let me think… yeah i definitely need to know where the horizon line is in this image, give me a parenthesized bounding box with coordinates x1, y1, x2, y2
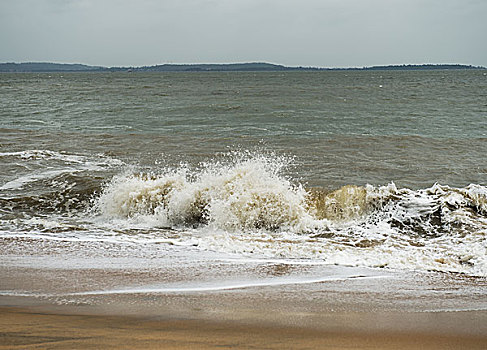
(1, 61, 486, 70)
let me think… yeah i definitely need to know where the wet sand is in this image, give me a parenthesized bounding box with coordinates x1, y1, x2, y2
(1, 237, 487, 349)
(1, 306, 486, 350)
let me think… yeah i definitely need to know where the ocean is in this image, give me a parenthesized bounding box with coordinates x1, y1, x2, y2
(1, 69, 486, 287)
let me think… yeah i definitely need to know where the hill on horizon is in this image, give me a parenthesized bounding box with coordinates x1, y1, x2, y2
(0, 62, 484, 72)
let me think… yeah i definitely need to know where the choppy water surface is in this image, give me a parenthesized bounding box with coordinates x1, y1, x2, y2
(1, 70, 486, 277)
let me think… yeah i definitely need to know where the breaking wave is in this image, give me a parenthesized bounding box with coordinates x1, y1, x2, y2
(95, 154, 313, 231)
(92, 154, 487, 276)
(95, 155, 486, 232)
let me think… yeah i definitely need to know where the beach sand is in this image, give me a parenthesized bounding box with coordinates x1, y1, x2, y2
(1, 305, 486, 349)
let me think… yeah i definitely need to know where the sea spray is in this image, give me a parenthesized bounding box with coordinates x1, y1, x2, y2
(95, 154, 317, 231)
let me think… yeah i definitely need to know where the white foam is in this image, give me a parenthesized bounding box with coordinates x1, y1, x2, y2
(0, 149, 123, 166)
(95, 154, 319, 232)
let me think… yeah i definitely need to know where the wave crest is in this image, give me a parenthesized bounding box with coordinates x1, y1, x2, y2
(94, 156, 487, 240)
(95, 156, 313, 231)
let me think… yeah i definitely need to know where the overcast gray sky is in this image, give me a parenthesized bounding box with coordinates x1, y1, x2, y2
(1, 0, 486, 67)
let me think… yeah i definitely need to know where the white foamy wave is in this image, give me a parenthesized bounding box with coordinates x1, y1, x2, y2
(0, 150, 84, 163)
(92, 155, 487, 276)
(0, 149, 123, 166)
(95, 155, 318, 232)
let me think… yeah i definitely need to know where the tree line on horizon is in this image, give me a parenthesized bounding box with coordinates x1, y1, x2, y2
(0, 62, 484, 72)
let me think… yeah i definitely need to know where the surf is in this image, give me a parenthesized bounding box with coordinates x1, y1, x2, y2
(1, 150, 486, 276)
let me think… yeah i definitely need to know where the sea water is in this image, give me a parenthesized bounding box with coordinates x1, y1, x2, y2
(1, 70, 486, 280)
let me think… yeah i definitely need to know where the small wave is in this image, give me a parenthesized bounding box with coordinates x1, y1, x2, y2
(0, 169, 74, 191)
(0, 172, 103, 213)
(0, 150, 124, 214)
(1, 150, 123, 192)
(0, 150, 84, 162)
(0, 149, 123, 166)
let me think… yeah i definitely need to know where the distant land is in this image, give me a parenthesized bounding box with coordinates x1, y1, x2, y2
(0, 62, 485, 73)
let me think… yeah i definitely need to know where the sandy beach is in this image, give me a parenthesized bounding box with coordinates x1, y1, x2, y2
(1, 305, 486, 349)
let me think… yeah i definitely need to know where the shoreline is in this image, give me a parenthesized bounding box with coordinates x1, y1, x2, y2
(2, 237, 487, 348)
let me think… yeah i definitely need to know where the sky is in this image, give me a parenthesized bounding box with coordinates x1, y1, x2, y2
(1, 0, 486, 68)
